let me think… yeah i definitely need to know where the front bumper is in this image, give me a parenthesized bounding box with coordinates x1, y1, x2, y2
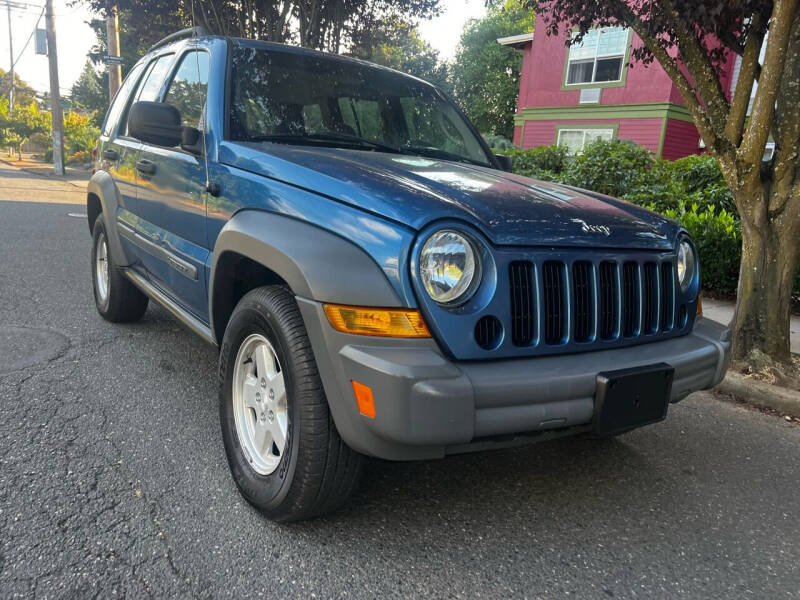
(298, 298, 731, 460)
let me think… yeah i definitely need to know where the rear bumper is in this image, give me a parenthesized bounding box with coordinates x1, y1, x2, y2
(298, 298, 731, 460)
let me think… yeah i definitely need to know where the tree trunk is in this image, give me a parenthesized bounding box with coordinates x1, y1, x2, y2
(731, 184, 799, 364)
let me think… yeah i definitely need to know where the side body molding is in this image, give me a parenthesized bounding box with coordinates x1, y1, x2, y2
(87, 170, 131, 266)
(209, 210, 405, 340)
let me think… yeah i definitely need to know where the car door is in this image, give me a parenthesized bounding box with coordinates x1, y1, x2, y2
(132, 49, 211, 321)
(98, 61, 147, 229)
(111, 53, 176, 267)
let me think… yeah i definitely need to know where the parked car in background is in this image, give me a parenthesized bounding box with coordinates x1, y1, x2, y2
(88, 29, 731, 522)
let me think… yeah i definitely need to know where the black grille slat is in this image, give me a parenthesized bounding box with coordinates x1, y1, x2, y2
(660, 262, 674, 331)
(542, 261, 564, 345)
(572, 261, 592, 342)
(509, 261, 534, 346)
(642, 262, 658, 334)
(622, 262, 638, 337)
(598, 261, 616, 340)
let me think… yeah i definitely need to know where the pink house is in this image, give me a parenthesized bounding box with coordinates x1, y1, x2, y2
(500, 16, 737, 159)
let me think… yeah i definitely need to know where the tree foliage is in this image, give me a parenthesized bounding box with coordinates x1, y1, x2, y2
(80, 0, 440, 54)
(0, 69, 38, 107)
(524, 0, 800, 365)
(70, 61, 108, 126)
(349, 17, 450, 91)
(451, 0, 535, 139)
(0, 99, 51, 160)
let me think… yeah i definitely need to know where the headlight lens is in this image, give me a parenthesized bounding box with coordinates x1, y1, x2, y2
(420, 230, 479, 305)
(677, 240, 696, 293)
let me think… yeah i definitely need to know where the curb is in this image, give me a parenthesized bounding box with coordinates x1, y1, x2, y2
(715, 371, 800, 416)
(0, 157, 89, 189)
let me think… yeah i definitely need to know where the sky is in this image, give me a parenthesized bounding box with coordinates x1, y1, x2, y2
(417, 0, 487, 60)
(0, 0, 98, 95)
(0, 0, 486, 95)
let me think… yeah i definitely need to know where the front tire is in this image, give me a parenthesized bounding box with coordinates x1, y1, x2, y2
(218, 286, 363, 522)
(91, 216, 148, 322)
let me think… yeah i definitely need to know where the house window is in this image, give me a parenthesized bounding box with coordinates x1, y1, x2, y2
(557, 128, 614, 153)
(565, 27, 628, 85)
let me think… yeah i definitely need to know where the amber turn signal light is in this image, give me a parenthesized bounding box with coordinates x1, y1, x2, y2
(323, 304, 431, 338)
(696, 295, 703, 315)
(351, 381, 376, 418)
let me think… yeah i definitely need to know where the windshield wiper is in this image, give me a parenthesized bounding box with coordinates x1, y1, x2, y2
(402, 145, 491, 168)
(248, 132, 402, 154)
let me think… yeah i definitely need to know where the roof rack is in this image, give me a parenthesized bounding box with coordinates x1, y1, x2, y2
(149, 27, 208, 52)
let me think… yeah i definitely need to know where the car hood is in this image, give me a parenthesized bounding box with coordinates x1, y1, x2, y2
(219, 142, 679, 250)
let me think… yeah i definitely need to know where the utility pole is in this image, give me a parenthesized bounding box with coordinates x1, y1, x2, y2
(6, 2, 13, 109)
(44, 0, 63, 175)
(105, 1, 121, 98)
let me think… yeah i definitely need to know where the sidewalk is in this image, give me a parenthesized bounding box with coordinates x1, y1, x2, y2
(0, 155, 90, 189)
(703, 297, 800, 354)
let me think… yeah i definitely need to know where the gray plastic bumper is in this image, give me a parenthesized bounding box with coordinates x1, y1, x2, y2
(298, 297, 731, 461)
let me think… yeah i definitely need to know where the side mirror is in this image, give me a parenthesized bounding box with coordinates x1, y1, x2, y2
(128, 101, 182, 147)
(494, 153, 513, 172)
(180, 126, 204, 155)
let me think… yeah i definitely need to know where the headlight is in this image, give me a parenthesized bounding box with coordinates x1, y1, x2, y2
(677, 239, 696, 293)
(420, 230, 480, 305)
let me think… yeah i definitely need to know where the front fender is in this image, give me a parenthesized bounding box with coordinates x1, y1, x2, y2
(87, 170, 130, 266)
(209, 210, 404, 340)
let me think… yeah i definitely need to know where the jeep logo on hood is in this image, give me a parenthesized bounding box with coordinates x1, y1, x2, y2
(571, 218, 611, 236)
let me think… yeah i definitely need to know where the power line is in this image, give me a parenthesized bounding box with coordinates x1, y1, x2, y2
(9, 5, 44, 70)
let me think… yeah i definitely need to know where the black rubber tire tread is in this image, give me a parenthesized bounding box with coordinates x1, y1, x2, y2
(219, 285, 363, 522)
(91, 216, 149, 323)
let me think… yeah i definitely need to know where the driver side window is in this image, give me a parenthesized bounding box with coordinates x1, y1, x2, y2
(164, 51, 210, 131)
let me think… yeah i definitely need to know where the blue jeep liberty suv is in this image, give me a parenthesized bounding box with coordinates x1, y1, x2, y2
(88, 29, 731, 522)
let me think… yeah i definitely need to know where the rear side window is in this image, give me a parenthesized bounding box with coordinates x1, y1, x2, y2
(164, 51, 210, 130)
(102, 62, 145, 137)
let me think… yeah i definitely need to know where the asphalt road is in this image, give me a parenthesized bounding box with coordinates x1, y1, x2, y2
(1, 163, 799, 599)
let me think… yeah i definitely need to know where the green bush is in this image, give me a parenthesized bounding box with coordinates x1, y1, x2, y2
(659, 154, 736, 214)
(63, 112, 99, 155)
(665, 203, 741, 296)
(501, 145, 570, 180)
(562, 139, 654, 198)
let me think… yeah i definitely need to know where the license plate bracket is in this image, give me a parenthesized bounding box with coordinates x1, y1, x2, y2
(594, 363, 674, 437)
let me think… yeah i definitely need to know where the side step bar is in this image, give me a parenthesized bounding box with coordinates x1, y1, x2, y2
(122, 268, 217, 347)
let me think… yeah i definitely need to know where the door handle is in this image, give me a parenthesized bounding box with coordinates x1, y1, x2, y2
(102, 149, 119, 161)
(135, 159, 156, 175)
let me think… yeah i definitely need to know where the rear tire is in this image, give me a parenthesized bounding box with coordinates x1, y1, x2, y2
(218, 285, 363, 522)
(91, 216, 148, 323)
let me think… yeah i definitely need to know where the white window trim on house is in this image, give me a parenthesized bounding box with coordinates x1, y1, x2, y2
(565, 27, 629, 86)
(556, 128, 615, 153)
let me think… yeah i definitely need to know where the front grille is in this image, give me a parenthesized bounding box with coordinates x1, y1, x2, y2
(622, 261, 638, 337)
(642, 262, 658, 334)
(508, 257, 676, 349)
(509, 261, 534, 345)
(660, 262, 674, 331)
(598, 261, 616, 340)
(572, 261, 592, 342)
(542, 261, 565, 344)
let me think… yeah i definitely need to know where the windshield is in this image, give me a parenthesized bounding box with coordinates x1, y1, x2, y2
(228, 45, 492, 167)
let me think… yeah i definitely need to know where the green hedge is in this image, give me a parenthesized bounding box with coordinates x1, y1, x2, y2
(665, 204, 741, 296)
(498, 139, 798, 299)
